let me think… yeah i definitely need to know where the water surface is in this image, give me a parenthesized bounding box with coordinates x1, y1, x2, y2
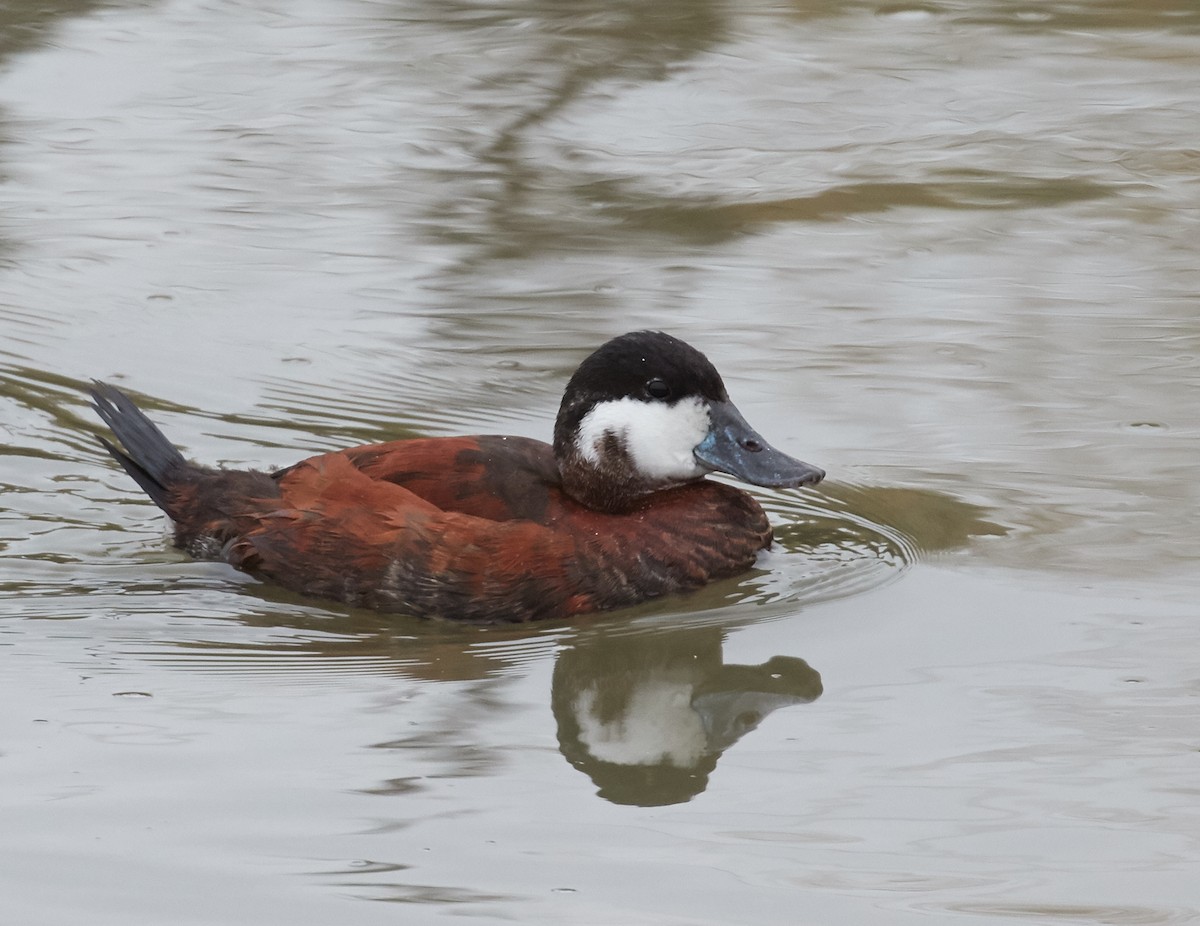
(2, 1, 1198, 923)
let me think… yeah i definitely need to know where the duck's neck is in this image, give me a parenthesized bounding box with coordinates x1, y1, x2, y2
(556, 445, 669, 513)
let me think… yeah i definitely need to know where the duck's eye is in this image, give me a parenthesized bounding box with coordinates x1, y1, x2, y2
(645, 378, 671, 400)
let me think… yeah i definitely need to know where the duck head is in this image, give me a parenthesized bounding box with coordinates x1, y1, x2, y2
(553, 330, 825, 512)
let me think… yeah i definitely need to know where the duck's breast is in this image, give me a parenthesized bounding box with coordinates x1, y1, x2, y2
(557, 481, 772, 612)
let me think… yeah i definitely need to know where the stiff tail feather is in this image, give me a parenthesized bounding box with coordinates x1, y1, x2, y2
(90, 382, 188, 515)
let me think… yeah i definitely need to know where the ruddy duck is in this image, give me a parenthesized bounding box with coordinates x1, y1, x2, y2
(91, 330, 824, 622)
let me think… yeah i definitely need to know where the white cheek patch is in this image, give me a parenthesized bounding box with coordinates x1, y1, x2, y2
(576, 396, 711, 482)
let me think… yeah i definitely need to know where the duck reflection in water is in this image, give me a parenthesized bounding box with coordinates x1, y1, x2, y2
(552, 626, 822, 806)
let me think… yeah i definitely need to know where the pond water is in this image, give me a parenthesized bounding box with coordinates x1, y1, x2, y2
(2, 0, 1199, 923)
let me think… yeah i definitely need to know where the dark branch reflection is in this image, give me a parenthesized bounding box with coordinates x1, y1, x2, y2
(552, 626, 821, 806)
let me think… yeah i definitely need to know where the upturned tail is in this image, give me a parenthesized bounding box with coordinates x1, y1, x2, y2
(90, 382, 189, 516)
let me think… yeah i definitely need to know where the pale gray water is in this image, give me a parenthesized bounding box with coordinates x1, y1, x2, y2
(2, 1, 1199, 924)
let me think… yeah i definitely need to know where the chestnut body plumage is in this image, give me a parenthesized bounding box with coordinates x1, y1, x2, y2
(91, 331, 824, 622)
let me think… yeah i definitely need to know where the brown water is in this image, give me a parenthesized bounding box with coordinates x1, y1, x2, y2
(2, 1, 1199, 923)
